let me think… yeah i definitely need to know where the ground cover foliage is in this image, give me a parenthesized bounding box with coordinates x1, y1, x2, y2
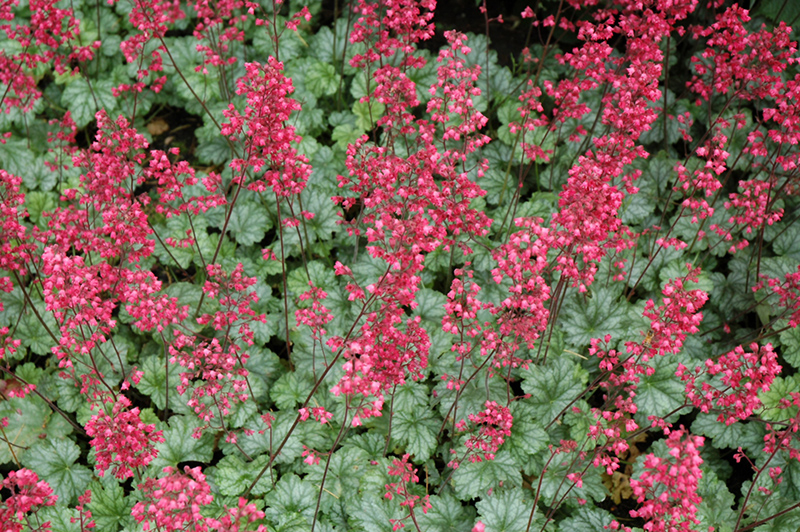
(1, 0, 800, 530)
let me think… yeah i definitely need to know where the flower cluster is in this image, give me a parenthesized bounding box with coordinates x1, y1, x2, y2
(450, 400, 513, 466)
(0, 469, 57, 532)
(223, 58, 310, 198)
(108, 0, 184, 94)
(331, 29, 493, 423)
(0, 0, 93, 111)
(490, 217, 553, 359)
(0, 170, 33, 275)
(349, 0, 436, 68)
(132, 466, 266, 532)
(385, 453, 432, 530)
(85, 395, 165, 479)
(678, 343, 781, 425)
(761, 265, 800, 328)
(132, 466, 215, 532)
(629, 429, 704, 532)
(295, 283, 334, 341)
(628, 265, 709, 362)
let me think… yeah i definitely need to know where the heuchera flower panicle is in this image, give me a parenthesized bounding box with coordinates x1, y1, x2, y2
(85, 395, 165, 479)
(629, 428, 704, 532)
(0, 468, 57, 532)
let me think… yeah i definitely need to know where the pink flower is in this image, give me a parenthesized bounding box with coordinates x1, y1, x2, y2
(223, 59, 310, 198)
(385, 454, 432, 530)
(85, 395, 164, 479)
(0, 469, 57, 532)
(678, 343, 781, 425)
(449, 401, 513, 467)
(131, 466, 214, 532)
(630, 428, 704, 532)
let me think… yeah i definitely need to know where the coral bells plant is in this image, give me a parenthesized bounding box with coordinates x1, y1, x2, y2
(2, 0, 800, 531)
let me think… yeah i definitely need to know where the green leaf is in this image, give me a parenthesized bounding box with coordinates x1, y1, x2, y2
(24, 191, 57, 226)
(392, 408, 438, 461)
(505, 404, 548, 475)
(62, 77, 116, 128)
(352, 100, 384, 131)
(264, 474, 316, 523)
(212, 453, 273, 497)
(308, 25, 337, 64)
(701, 445, 733, 481)
(0, 139, 35, 183)
(497, 99, 522, 126)
(760, 374, 800, 422)
(696, 469, 736, 532)
(21, 438, 92, 506)
(659, 261, 714, 294)
(559, 506, 615, 532)
(309, 20, 365, 74)
(476, 488, 537, 532)
(332, 122, 364, 150)
(227, 409, 303, 465)
(239, 347, 283, 402)
(450, 451, 522, 500)
(304, 446, 368, 514)
(195, 133, 231, 165)
(416, 493, 474, 532)
(286, 259, 337, 296)
(162, 37, 221, 113)
(773, 222, 800, 261)
(779, 325, 800, 370)
(412, 289, 447, 326)
(305, 59, 339, 97)
(134, 355, 185, 411)
(480, 143, 519, 205)
(16, 302, 58, 355)
(349, 494, 408, 532)
(757, 0, 800, 24)
(270, 372, 313, 410)
(735, 452, 800, 532)
(14, 362, 44, 385)
(621, 165, 659, 225)
(350, 71, 373, 100)
(164, 281, 217, 322)
(53, 374, 85, 413)
(626, 244, 685, 293)
(253, 17, 306, 61)
(521, 356, 587, 426)
(301, 186, 339, 245)
(691, 413, 744, 450)
(0, 283, 25, 328)
(539, 461, 607, 504)
(229, 200, 271, 246)
(435, 376, 508, 426)
(149, 415, 214, 471)
(709, 257, 756, 321)
(37, 506, 81, 532)
(560, 287, 628, 347)
(635, 355, 685, 422)
(88, 478, 134, 532)
(638, 91, 682, 146)
(0, 395, 52, 465)
(18, 155, 56, 192)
